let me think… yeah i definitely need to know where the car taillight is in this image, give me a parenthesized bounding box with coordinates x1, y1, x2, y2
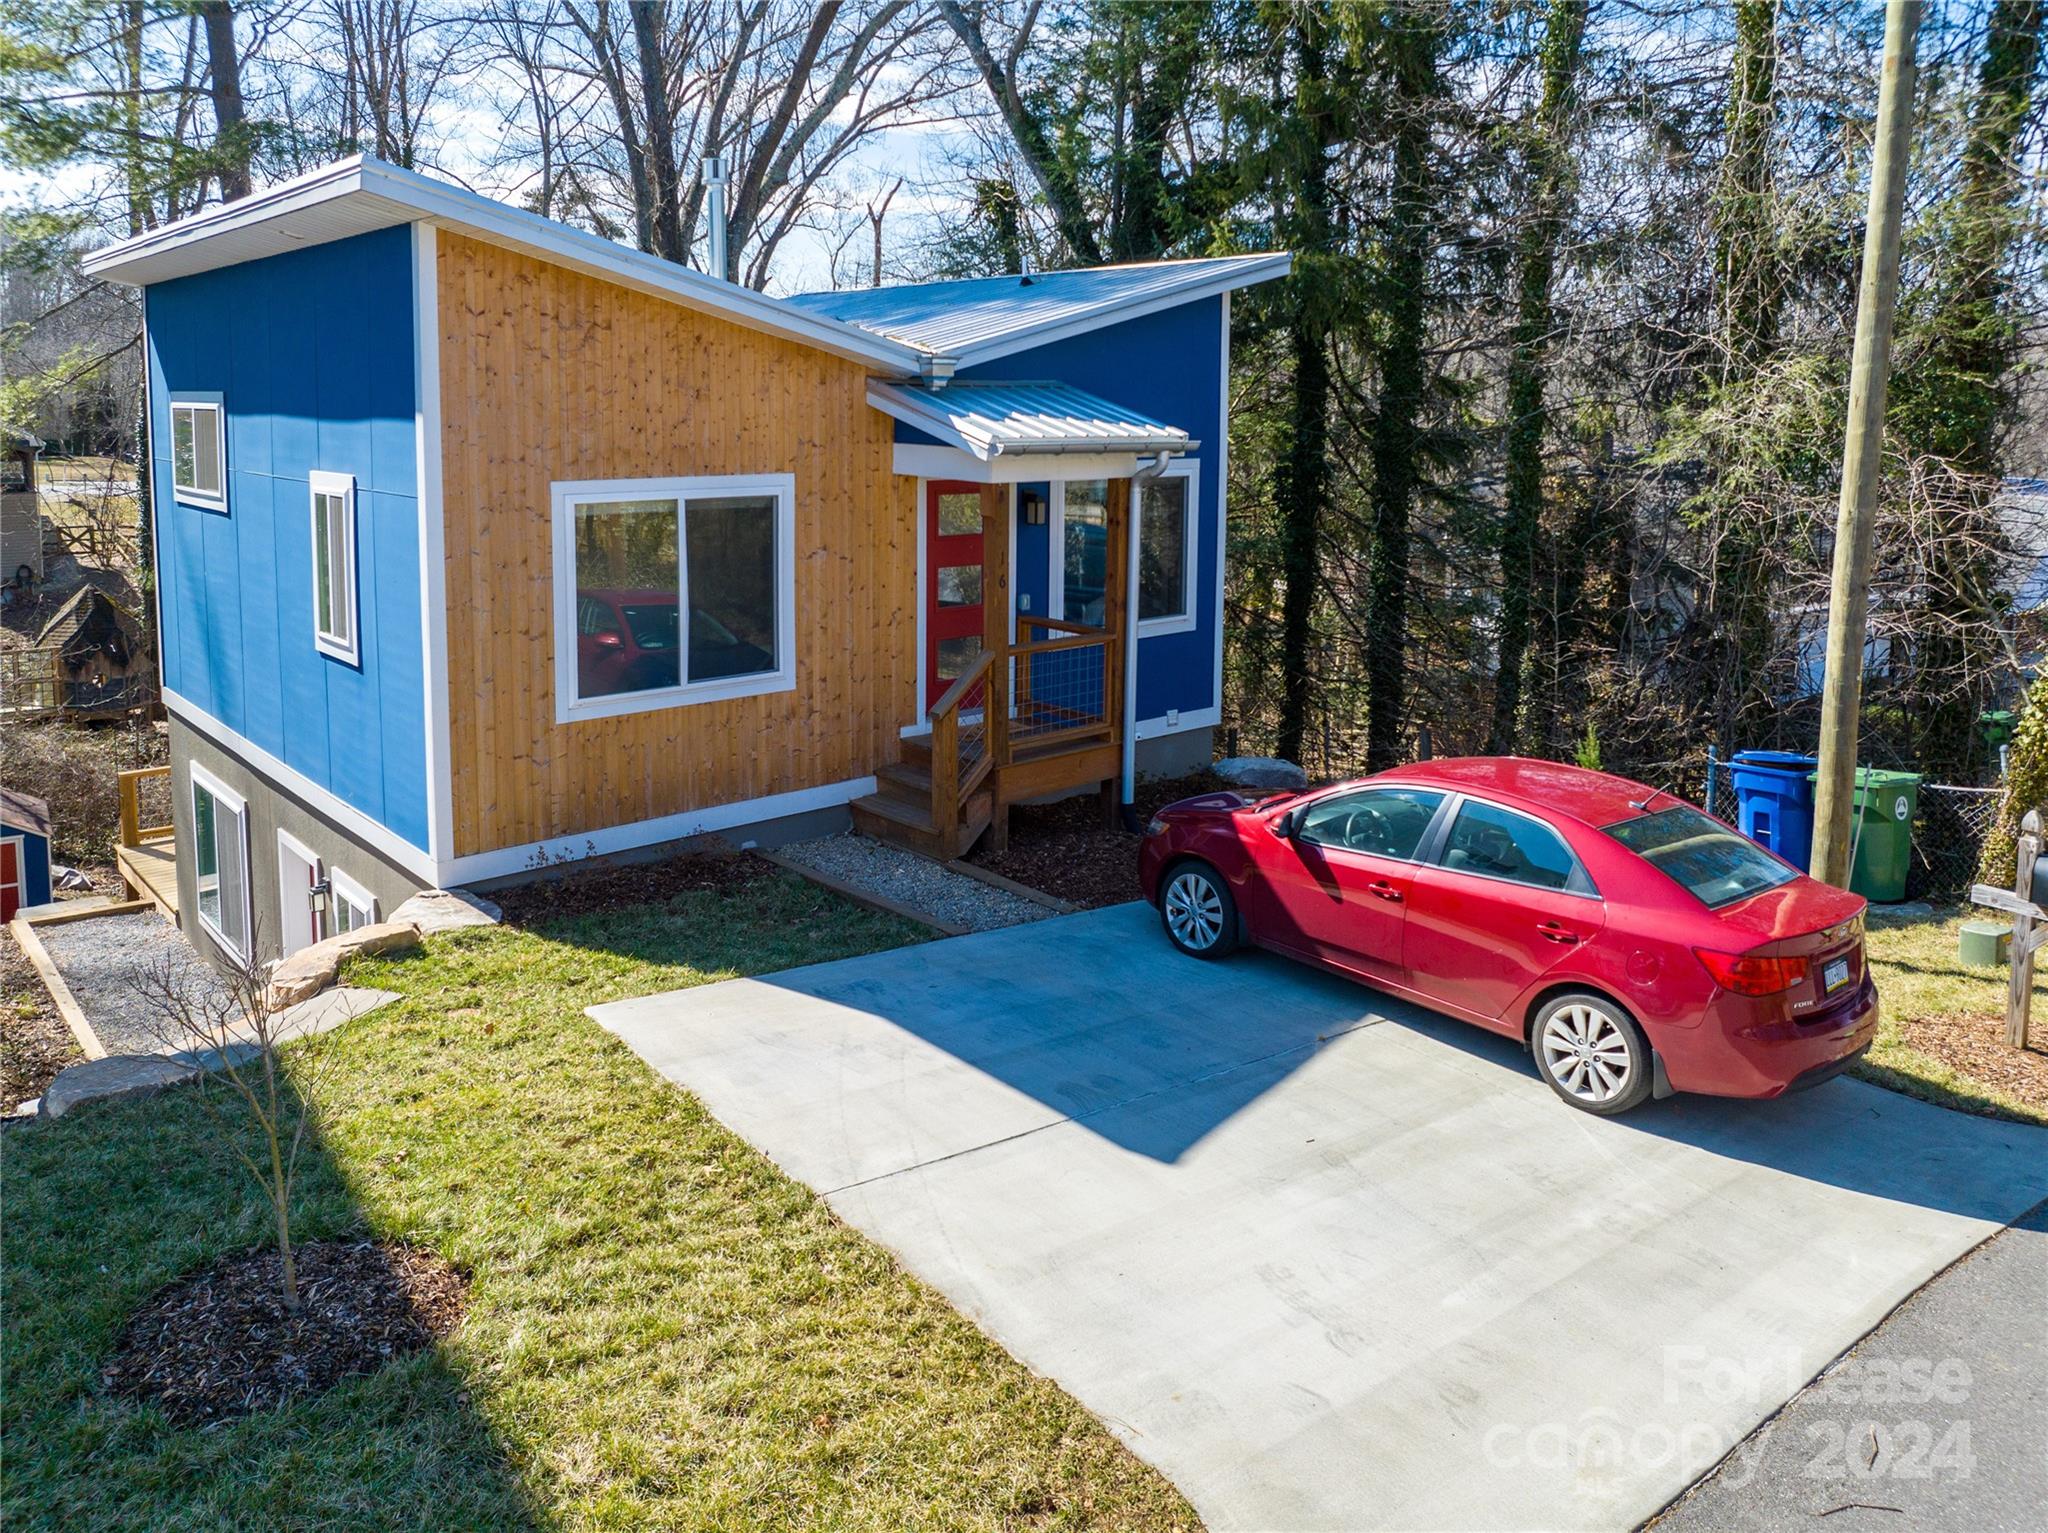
(1694, 948, 1810, 997)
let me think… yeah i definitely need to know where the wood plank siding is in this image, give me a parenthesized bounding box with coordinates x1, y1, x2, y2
(436, 232, 915, 856)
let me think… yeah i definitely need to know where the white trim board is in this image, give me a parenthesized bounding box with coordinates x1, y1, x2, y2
(165, 689, 439, 885)
(892, 443, 1144, 485)
(444, 775, 878, 885)
(413, 222, 455, 870)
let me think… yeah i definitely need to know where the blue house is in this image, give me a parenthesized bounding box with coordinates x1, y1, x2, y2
(84, 157, 1288, 962)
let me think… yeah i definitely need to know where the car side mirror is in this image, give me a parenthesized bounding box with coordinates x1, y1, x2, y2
(1272, 808, 1299, 839)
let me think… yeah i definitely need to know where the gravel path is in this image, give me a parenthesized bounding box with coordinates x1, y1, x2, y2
(775, 835, 1055, 933)
(37, 913, 233, 1057)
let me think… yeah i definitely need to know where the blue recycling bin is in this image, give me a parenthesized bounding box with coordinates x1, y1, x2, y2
(1728, 750, 1819, 871)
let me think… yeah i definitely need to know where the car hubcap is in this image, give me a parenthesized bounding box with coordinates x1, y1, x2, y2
(1540, 1003, 1633, 1103)
(1164, 871, 1224, 951)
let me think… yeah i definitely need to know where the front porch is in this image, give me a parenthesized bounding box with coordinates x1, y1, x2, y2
(853, 478, 1137, 859)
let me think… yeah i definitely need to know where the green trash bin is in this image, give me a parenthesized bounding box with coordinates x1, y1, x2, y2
(1807, 767, 1920, 902)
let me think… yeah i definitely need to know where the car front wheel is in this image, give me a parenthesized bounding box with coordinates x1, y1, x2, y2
(1531, 992, 1653, 1115)
(1160, 861, 1238, 959)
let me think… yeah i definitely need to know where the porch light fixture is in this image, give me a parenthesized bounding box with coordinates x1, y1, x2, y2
(1020, 488, 1047, 525)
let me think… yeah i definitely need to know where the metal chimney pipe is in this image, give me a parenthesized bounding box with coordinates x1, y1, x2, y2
(703, 155, 728, 280)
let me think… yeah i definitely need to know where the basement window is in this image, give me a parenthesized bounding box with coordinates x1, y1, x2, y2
(329, 869, 377, 933)
(191, 764, 250, 960)
(170, 395, 226, 510)
(552, 474, 796, 723)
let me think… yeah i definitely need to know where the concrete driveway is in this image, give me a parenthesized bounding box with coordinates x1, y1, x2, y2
(592, 904, 2048, 1532)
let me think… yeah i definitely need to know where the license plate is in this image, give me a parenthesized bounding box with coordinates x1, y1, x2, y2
(1823, 956, 1851, 994)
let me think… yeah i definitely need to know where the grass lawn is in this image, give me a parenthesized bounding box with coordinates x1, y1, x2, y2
(2, 871, 1197, 1531)
(1858, 911, 2048, 1126)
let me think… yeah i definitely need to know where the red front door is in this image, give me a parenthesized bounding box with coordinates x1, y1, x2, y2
(926, 481, 990, 704)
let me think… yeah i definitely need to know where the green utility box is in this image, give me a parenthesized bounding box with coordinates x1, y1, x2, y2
(1958, 919, 2011, 968)
(1810, 767, 1921, 902)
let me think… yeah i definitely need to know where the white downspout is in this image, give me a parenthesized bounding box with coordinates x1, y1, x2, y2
(1123, 452, 1177, 806)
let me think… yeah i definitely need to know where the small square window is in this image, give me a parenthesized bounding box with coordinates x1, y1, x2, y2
(170, 398, 226, 509)
(329, 870, 377, 933)
(309, 471, 359, 664)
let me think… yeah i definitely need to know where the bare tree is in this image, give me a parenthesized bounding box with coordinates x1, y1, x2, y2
(131, 933, 358, 1313)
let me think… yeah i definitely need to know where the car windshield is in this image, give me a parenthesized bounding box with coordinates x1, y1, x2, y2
(1603, 805, 1796, 909)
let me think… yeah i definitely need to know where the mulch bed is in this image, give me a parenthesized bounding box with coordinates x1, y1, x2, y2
(1903, 1009, 2048, 1117)
(1, 930, 81, 1114)
(490, 844, 777, 926)
(964, 770, 1259, 910)
(103, 1238, 467, 1426)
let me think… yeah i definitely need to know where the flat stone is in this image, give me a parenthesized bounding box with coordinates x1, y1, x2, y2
(265, 921, 419, 1008)
(260, 986, 400, 1044)
(40, 1054, 197, 1120)
(392, 888, 501, 935)
(1211, 755, 1308, 790)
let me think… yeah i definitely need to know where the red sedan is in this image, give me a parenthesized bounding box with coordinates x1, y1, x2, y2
(1137, 757, 1878, 1115)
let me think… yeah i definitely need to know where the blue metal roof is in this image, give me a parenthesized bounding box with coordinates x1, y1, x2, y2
(867, 380, 1194, 461)
(788, 252, 1290, 363)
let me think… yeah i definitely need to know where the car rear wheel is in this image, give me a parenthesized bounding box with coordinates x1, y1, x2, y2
(1160, 862, 1237, 959)
(1532, 992, 1652, 1115)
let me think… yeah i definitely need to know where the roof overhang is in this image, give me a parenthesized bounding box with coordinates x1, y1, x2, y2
(82, 157, 928, 374)
(868, 379, 1195, 467)
(947, 252, 1291, 367)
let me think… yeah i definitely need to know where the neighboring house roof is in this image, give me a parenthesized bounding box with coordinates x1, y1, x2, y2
(788, 253, 1292, 366)
(82, 157, 1291, 378)
(867, 380, 1196, 461)
(0, 787, 51, 839)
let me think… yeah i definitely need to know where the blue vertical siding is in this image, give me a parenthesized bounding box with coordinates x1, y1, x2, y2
(950, 297, 1225, 724)
(147, 225, 429, 851)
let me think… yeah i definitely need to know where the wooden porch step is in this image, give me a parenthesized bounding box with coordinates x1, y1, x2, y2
(875, 760, 932, 807)
(850, 785, 992, 860)
(899, 734, 932, 771)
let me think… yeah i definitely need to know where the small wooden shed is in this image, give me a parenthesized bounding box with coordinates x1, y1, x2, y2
(32, 588, 152, 716)
(1, 787, 53, 921)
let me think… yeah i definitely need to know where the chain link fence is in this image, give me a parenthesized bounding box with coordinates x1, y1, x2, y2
(1705, 761, 2000, 902)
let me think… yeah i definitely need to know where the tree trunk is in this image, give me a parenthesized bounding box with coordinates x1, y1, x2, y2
(1488, 0, 1588, 756)
(1364, 8, 1440, 773)
(200, 1, 252, 202)
(937, 0, 1104, 265)
(1272, 13, 1334, 768)
(627, 1, 687, 264)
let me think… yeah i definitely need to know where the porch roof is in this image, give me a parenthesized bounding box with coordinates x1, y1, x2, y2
(866, 379, 1195, 463)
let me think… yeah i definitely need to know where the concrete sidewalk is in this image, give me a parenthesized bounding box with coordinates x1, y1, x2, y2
(593, 903, 2048, 1531)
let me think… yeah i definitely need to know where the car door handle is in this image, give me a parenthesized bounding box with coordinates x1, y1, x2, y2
(1365, 880, 1403, 903)
(1537, 921, 1582, 944)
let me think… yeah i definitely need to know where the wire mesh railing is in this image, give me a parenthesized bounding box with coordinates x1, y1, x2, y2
(1012, 620, 1113, 748)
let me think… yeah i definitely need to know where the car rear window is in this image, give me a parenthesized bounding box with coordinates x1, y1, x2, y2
(1603, 805, 1797, 908)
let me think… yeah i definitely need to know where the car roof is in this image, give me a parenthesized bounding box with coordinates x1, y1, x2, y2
(1371, 756, 1662, 831)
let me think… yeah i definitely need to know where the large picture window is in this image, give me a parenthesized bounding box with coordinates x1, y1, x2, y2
(309, 470, 359, 664)
(191, 765, 250, 958)
(170, 395, 226, 510)
(1137, 462, 1199, 635)
(552, 474, 796, 722)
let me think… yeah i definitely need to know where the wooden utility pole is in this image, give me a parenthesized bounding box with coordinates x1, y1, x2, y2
(1811, 0, 1922, 888)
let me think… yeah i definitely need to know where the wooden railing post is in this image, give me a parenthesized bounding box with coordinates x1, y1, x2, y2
(931, 707, 960, 844)
(118, 769, 142, 849)
(981, 484, 1012, 766)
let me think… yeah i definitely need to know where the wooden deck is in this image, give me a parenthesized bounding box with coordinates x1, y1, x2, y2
(116, 837, 179, 918)
(115, 766, 179, 919)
